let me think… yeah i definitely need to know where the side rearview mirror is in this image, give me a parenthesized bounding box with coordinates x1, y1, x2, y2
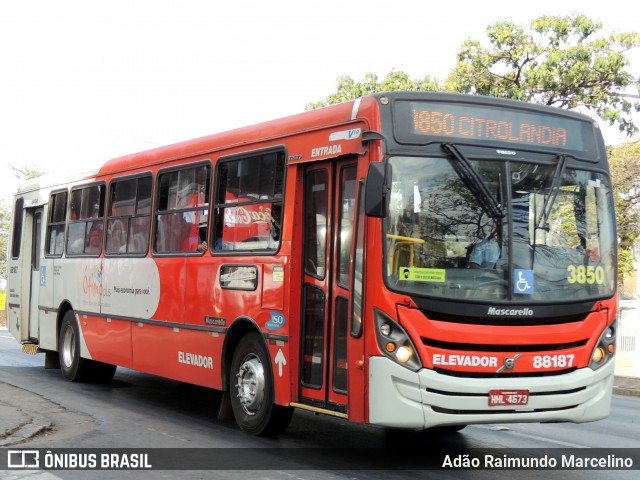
(364, 162, 391, 218)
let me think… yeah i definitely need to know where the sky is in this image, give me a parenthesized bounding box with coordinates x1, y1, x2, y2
(1, 0, 639, 203)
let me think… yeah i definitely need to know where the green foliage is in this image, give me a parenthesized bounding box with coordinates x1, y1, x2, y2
(446, 13, 640, 136)
(306, 71, 442, 110)
(618, 248, 635, 277)
(608, 140, 640, 281)
(9, 165, 42, 180)
(609, 140, 640, 248)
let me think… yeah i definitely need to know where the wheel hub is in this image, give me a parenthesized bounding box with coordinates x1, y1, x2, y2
(235, 354, 265, 415)
(61, 325, 75, 369)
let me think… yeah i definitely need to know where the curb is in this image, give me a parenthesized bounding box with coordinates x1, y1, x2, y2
(613, 387, 640, 398)
(0, 415, 53, 447)
(0, 381, 55, 447)
(613, 375, 640, 398)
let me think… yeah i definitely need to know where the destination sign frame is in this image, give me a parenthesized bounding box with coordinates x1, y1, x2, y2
(393, 100, 599, 157)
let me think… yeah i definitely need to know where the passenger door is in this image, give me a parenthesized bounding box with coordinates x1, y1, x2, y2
(28, 207, 43, 342)
(299, 159, 357, 412)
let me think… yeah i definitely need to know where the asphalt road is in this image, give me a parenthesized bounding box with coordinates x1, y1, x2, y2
(1, 331, 639, 480)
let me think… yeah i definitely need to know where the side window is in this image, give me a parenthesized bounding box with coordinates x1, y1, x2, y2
(213, 150, 285, 252)
(11, 197, 24, 259)
(154, 164, 210, 254)
(45, 191, 68, 256)
(304, 169, 328, 278)
(106, 175, 152, 255)
(66, 184, 105, 256)
(337, 165, 357, 287)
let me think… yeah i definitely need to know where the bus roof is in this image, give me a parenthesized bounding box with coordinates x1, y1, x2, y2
(99, 97, 365, 177)
(15, 168, 101, 197)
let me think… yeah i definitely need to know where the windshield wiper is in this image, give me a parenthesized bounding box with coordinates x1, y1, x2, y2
(441, 143, 504, 220)
(536, 154, 567, 230)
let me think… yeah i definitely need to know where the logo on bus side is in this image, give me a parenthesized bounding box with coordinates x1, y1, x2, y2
(178, 351, 213, 369)
(265, 312, 286, 331)
(224, 206, 271, 226)
(204, 316, 226, 327)
(328, 128, 362, 141)
(83, 263, 109, 299)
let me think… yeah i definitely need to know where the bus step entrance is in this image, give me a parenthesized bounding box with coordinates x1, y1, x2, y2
(21, 344, 41, 355)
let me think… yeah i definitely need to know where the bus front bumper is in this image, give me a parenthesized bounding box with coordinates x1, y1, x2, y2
(368, 356, 614, 429)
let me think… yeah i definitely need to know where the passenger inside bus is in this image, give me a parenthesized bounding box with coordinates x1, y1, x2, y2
(197, 220, 208, 252)
(179, 211, 208, 252)
(85, 222, 103, 255)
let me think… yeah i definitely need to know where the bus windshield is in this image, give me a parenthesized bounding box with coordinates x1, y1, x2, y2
(384, 154, 616, 303)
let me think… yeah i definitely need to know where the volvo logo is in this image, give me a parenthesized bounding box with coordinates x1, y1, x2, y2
(496, 354, 522, 373)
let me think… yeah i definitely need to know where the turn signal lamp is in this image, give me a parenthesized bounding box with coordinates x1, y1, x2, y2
(385, 342, 397, 353)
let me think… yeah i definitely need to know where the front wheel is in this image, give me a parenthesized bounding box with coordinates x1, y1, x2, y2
(229, 332, 293, 436)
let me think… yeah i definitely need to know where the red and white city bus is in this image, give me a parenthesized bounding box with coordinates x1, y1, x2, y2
(7, 92, 617, 436)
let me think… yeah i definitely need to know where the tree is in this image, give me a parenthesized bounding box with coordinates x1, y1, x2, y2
(306, 71, 442, 110)
(446, 13, 640, 136)
(9, 165, 42, 180)
(608, 140, 640, 283)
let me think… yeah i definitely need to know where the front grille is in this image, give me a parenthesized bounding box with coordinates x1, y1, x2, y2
(432, 405, 577, 415)
(433, 367, 577, 379)
(422, 310, 587, 326)
(422, 338, 588, 352)
(426, 385, 585, 396)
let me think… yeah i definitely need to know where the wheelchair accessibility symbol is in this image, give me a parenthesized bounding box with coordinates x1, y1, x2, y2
(514, 269, 534, 294)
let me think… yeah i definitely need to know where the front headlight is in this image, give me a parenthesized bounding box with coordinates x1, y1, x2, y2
(589, 323, 616, 370)
(374, 308, 422, 371)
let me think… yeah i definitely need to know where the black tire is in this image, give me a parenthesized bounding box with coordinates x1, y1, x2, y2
(58, 311, 116, 383)
(229, 332, 293, 436)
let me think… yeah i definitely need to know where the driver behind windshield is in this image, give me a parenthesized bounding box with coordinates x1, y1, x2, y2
(468, 219, 501, 270)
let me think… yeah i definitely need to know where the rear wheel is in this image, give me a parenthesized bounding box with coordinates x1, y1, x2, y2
(230, 332, 293, 436)
(59, 310, 116, 383)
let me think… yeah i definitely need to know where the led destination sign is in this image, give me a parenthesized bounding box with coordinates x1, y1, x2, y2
(394, 101, 597, 155)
